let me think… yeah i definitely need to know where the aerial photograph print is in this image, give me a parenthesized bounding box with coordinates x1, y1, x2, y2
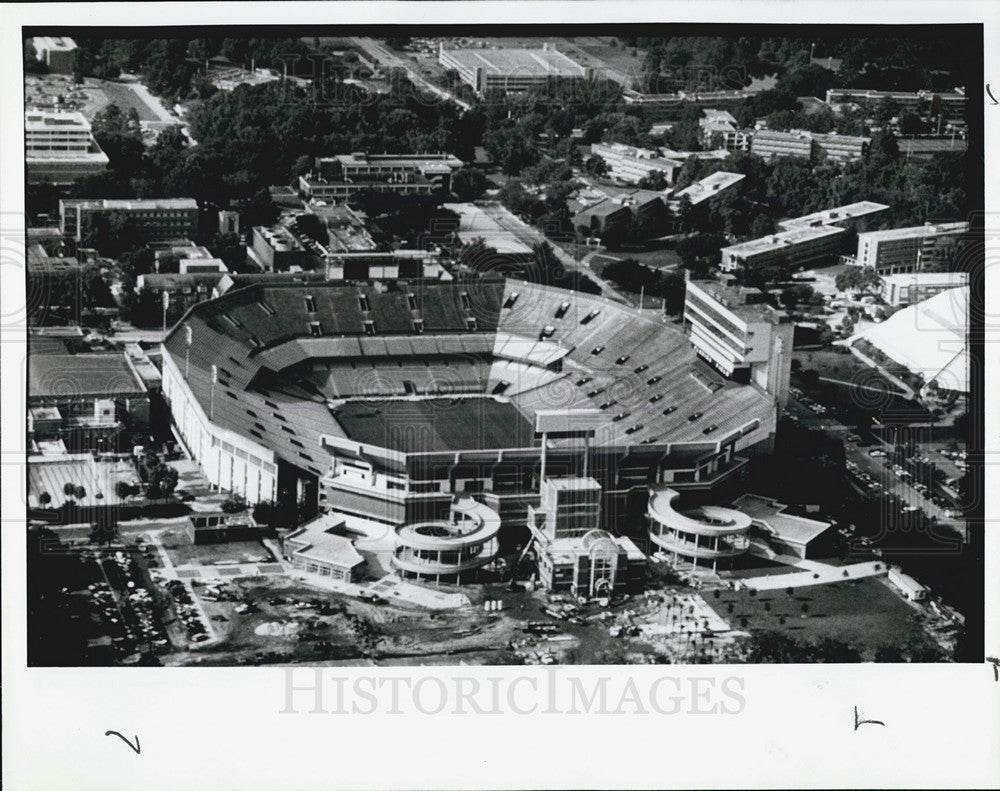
(22, 23, 984, 668)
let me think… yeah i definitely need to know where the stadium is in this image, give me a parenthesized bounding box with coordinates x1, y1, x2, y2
(160, 277, 781, 582)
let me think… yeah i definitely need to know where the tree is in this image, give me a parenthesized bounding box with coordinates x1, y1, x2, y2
(451, 167, 489, 201)
(89, 520, 119, 547)
(63, 482, 78, 498)
(637, 170, 669, 191)
(115, 481, 136, 499)
(38, 492, 52, 506)
(835, 267, 882, 294)
(584, 155, 608, 177)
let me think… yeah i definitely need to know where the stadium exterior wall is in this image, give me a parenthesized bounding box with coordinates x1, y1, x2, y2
(161, 346, 279, 504)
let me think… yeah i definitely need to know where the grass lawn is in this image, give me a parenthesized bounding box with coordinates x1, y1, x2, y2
(706, 577, 936, 657)
(96, 80, 162, 122)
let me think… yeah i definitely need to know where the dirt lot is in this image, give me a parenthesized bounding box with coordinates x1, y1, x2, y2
(159, 531, 275, 567)
(155, 571, 707, 666)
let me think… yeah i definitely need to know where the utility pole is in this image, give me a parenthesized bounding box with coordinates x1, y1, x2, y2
(162, 289, 169, 332)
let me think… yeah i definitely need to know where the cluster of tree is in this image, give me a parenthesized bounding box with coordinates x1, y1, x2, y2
(671, 138, 967, 249)
(627, 34, 971, 97)
(139, 450, 179, 500)
(72, 37, 313, 101)
(28, 264, 116, 327)
(835, 267, 883, 294)
(600, 258, 687, 314)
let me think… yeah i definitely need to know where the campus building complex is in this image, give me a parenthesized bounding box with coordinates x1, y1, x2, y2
(720, 201, 889, 272)
(854, 221, 969, 274)
(58, 198, 199, 245)
(438, 43, 591, 95)
(30, 36, 77, 73)
(879, 271, 969, 306)
(25, 110, 109, 185)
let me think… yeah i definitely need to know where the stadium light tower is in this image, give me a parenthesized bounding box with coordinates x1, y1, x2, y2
(210, 364, 218, 420)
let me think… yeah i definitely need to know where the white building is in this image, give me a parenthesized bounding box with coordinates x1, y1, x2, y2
(855, 222, 969, 274)
(438, 43, 591, 95)
(880, 271, 969, 306)
(589, 142, 682, 185)
(25, 110, 109, 185)
(683, 276, 794, 406)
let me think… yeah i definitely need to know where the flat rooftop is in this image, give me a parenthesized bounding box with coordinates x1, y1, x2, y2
(59, 198, 198, 211)
(722, 225, 845, 256)
(25, 110, 89, 131)
(331, 152, 463, 169)
(779, 201, 890, 230)
(441, 46, 586, 77)
(29, 353, 146, 399)
(332, 397, 535, 453)
(858, 221, 968, 242)
(686, 278, 785, 323)
(32, 36, 77, 53)
(674, 172, 745, 205)
(880, 271, 969, 287)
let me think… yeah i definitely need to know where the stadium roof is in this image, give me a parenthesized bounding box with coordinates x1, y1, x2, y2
(854, 285, 968, 393)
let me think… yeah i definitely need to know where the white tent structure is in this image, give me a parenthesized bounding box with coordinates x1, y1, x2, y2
(854, 285, 968, 394)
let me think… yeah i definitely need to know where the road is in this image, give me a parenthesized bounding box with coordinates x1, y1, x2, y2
(477, 203, 628, 302)
(351, 37, 472, 111)
(785, 395, 960, 529)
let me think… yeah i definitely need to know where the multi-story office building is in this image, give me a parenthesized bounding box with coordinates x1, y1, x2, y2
(30, 36, 77, 73)
(588, 143, 683, 185)
(25, 111, 109, 185)
(854, 221, 969, 274)
(778, 201, 889, 231)
(699, 109, 751, 151)
(879, 271, 969, 306)
(750, 129, 869, 162)
(720, 225, 847, 272)
(683, 275, 794, 407)
(299, 152, 462, 201)
(812, 132, 871, 162)
(438, 43, 592, 95)
(721, 201, 889, 272)
(59, 198, 199, 244)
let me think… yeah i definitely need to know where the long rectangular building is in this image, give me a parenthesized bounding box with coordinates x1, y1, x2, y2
(59, 198, 199, 244)
(720, 225, 846, 272)
(589, 143, 682, 185)
(854, 221, 969, 274)
(439, 43, 591, 95)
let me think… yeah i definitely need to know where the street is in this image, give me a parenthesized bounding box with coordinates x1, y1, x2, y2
(351, 37, 472, 110)
(785, 395, 962, 530)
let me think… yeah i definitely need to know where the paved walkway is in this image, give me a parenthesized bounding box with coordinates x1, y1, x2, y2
(738, 558, 886, 591)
